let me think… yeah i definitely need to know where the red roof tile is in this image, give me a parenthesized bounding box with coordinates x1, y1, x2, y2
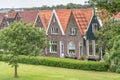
(18, 11, 38, 23)
(38, 10, 52, 29)
(0, 13, 6, 24)
(113, 12, 120, 19)
(56, 10, 71, 31)
(72, 9, 93, 35)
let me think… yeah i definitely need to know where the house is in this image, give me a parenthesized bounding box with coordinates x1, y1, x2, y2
(0, 10, 17, 29)
(15, 10, 38, 24)
(35, 10, 52, 29)
(36, 9, 101, 58)
(0, 13, 6, 29)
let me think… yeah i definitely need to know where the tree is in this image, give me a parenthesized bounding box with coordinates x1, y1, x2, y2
(96, 22, 120, 54)
(109, 35, 120, 73)
(0, 22, 49, 77)
(89, 0, 120, 14)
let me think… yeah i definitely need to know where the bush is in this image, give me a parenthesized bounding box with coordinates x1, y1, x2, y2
(0, 54, 108, 71)
(110, 65, 117, 72)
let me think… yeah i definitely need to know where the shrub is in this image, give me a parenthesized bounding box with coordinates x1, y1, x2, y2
(110, 65, 117, 72)
(0, 54, 109, 71)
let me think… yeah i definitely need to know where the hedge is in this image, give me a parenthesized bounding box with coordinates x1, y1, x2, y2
(0, 54, 109, 71)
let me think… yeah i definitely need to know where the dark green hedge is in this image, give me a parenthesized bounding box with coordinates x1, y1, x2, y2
(0, 54, 108, 71)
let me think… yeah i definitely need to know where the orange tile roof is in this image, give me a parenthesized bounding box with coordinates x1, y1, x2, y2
(56, 9, 71, 31)
(72, 9, 93, 35)
(38, 10, 52, 29)
(18, 10, 38, 23)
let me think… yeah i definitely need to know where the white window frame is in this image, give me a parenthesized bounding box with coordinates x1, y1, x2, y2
(79, 42, 83, 56)
(70, 27, 77, 35)
(67, 41, 75, 57)
(92, 23, 98, 32)
(89, 40, 93, 56)
(60, 41, 64, 58)
(51, 27, 58, 34)
(53, 18, 56, 23)
(60, 41, 64, 54)
(50, 41, 57, 53)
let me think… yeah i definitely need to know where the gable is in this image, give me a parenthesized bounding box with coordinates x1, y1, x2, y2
(35, 16, 44, 28)
(38, 10, 52, 30)
(56, 10, 71, 32)
(47, 13, 62, 35)
(72, 9, 93, 35)
(14, 12, 21, 21)
(65, 13, 81, 35)
(86, 16, 100, 40)
(0, 17, 9, 29)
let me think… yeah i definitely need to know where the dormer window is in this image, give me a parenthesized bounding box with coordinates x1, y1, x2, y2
(51, 27, 58, 34)
(70, 27, 77, 35)
(92, 23, 98, 32)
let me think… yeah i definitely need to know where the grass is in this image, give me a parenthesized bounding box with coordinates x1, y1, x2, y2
(0, 61, 120, 80)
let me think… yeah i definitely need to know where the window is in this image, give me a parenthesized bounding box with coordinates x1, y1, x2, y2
(70, 27, 77, 35)
(51, 27, 58, 34)
(92, 23, 98, 32)
(60, 41, 64, 53)
(89, 40, 93, 55)
(53, 18, 56, 23)
(68, 41, 75, 56)
(79, 43, 83, 56)
(50, 41, 57, 53)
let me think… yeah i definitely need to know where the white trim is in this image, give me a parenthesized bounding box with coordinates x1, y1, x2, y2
(97, 17, 103, 27)
(46, 10, 65, 35)
(79, 42, 83, 56)
(49, 41, 57, 53)
(60, 41, 64, 58)
(46, 10, 54, 35)
(85, 9, 94, 35)
(34, 13, 39, 26)
(86, 40, 89, 56)
(92, 40, 96, 56)
(92, 23, 98, 32)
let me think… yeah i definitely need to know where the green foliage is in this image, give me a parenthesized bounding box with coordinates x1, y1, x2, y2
(96, 22, 120, 52)
(90, 0, 120, 14)
(0, 54, 109, 71)
(109, 36, 120, 73)
(0, 21, 49, 77)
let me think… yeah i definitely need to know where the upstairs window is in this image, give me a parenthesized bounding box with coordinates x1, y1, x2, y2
(51, 27, 58, 34)
(92, 23, 98, 32)
(70, 27, 77, 35)
(53, 18, 56, 23)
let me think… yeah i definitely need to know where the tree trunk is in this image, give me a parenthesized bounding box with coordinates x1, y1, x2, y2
(14, 64, 18, 78)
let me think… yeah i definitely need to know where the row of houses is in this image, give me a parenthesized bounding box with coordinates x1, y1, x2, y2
(0, 8, 102, 58)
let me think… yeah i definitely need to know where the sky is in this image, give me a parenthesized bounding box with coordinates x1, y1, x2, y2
(0, 0, 88, 8)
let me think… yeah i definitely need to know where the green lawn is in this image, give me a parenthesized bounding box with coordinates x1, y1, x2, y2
(0, 62, 120, 80)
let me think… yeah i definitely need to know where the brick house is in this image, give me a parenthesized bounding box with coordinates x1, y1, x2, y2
(36, 9, 101, 58)
(0, 10, 17, 29)
(14, 10, 38, 24)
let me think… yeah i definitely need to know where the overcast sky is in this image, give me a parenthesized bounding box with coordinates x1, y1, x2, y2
(0, 0, 88, 8)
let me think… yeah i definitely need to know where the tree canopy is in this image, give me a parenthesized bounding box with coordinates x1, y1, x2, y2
(89, 0, 120, 14)
(0, 21, 49, 77)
